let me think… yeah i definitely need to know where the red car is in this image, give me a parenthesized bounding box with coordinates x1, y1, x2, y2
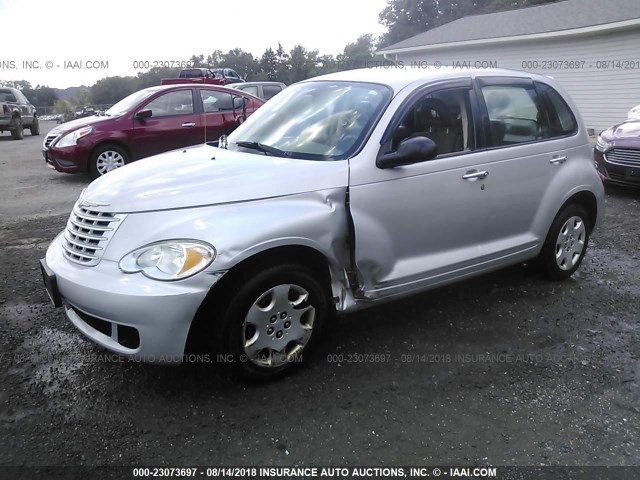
(43, 84, 263, 177)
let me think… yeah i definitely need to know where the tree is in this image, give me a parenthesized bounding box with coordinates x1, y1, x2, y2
(136, 67, 180, 89)
(340, 34, 377, 70)
(91, 77, 136, 105)
(378, 0, 558, 47)
(222, 48, 260, 80)
(274, 43, 290, 83)
(260, 47, 278, 80)
(189, 54, 206, 67)
(206, 50, 224, 67)
(289, 45, 319, 83)
(0, 80, 32, 89)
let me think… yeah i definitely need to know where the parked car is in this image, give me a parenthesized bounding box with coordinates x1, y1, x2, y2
(0, 87, 39, 139)
(161, 68, 225, 86)
(211, 68, 245, 85)
(594, 119, 640, 187)
(41, 67, 604, 380)
(74, 106, 97, 119)
(229, 81, 286, 100)
(42, 84, 263, 177)
(161, 67, 245, 86)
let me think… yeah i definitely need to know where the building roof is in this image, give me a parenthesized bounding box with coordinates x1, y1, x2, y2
(378, 0, 640, 54)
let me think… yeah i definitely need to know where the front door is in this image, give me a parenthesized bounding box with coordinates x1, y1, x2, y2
(133, 88, 202, 159)
(349, 81, 493, 299)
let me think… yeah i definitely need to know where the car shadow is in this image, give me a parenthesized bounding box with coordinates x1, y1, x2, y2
(125, 263, 553, 396)
(604, 183, 640, 199)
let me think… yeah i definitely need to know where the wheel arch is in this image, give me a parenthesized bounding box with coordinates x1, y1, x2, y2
(185, 244, 335, 354)
(88, 140, 133, 172)
(558, 190, 598, 233)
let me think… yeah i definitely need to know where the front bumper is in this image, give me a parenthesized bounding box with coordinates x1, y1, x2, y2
(594, 148, 640, 188)
(43, 143, 91, 173)
(44, 234, 220, 362)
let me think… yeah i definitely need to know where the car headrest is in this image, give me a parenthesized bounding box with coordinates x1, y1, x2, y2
(415, 98, 454, 129)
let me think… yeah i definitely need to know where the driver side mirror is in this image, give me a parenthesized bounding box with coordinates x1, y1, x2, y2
(376, 136, 438, 169)
(135, 109, 152, 120)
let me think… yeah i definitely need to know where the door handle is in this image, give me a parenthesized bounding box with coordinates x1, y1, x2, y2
(550, 156, 567, 164)
(181, 122, 196, 127)
(462, 170, 489, 180)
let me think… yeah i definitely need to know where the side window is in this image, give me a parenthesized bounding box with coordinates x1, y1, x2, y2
(200, 90, 235, 113)
(227, 70, 239, 79)
(391, 87, 474, 156)
(480, 85, 548, 147)
(263, 85, 282, 100)
(242, 86, 259, 97)
(535, 82, 577, 137)
(145, 90, 194, 117)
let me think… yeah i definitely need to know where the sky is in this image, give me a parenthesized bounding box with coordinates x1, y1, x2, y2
(0, 0, 388, 89)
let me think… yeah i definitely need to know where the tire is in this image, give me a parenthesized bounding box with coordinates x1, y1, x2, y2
(209, 264, 330, 381)
(89, 144, 129, 178)
(537, 204, 590, 280)
(30, 116, 40, 136)
(10, 116, 23, 140)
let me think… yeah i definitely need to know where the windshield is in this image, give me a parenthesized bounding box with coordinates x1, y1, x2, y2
(227, 81, 391, 160)
(105, 88, 156, 116)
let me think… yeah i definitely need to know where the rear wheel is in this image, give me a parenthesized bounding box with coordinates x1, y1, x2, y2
(209, 264, 330, 381)
(537, 204, 590, 280)
(30, 116, 40, 135)
(90, 144, 129, 178)
(10, 116, 23, 140)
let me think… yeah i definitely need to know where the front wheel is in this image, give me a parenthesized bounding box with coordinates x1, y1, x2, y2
(89, 144, 129, 178)
(537, 204, 590, 280)
(210, 264, 330, 381)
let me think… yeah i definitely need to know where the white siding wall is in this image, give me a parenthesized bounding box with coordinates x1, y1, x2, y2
(394, 28, 640, 134)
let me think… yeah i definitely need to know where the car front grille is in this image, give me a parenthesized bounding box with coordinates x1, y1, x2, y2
(43, 134, 57, 149)
(605, 148, 640, 167)
(63, 204, 126, 266)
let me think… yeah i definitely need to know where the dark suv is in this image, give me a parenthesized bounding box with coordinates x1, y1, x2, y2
(0, 87, 39, 139)
(43, 84, 263, 177)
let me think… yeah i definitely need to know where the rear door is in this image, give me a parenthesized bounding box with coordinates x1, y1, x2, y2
(198, 89, 244, 142)
(473, 77, 578, 261)
(132, 88, 202, 158)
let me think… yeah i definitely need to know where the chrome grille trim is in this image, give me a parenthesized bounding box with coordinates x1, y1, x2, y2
(43, 134, 58, 149)
(605, 148, 640, 168)
(63, 203, 126, 266)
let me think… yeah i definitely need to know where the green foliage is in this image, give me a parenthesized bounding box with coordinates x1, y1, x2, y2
(53, 98, 72, 114)
(378, 0, 559, 47)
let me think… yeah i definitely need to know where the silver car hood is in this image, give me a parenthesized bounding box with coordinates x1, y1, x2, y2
(80, 144, 349, 213)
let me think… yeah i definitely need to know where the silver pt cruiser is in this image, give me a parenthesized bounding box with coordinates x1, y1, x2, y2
(41, 68, 605, 380)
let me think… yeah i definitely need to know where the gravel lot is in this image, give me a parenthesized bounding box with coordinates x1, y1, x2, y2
(0, 122, 638, 467)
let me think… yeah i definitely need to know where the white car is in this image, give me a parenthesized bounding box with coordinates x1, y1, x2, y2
(41, 67, 605, 380)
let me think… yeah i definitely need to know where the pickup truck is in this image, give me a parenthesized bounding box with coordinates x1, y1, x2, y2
(161, 68, 245, 86)
(0, 87, 39, 139)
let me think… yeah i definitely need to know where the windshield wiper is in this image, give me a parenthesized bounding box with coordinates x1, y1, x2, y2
(235, 141, 289, 158)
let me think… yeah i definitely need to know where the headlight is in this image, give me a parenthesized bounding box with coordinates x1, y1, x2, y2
(55, 126, 93, 148)
(119, 240, 215, 281)
(595, 135, 611, 152)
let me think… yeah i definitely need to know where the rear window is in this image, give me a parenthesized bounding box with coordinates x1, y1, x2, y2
(180, 69, 204, 79)
(535, 82, 578, 137)
(263, 85, 283, 100)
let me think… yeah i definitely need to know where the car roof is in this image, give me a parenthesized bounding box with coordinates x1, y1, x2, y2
(306, 67, 545, 93)
(233, 82, 286, 87)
